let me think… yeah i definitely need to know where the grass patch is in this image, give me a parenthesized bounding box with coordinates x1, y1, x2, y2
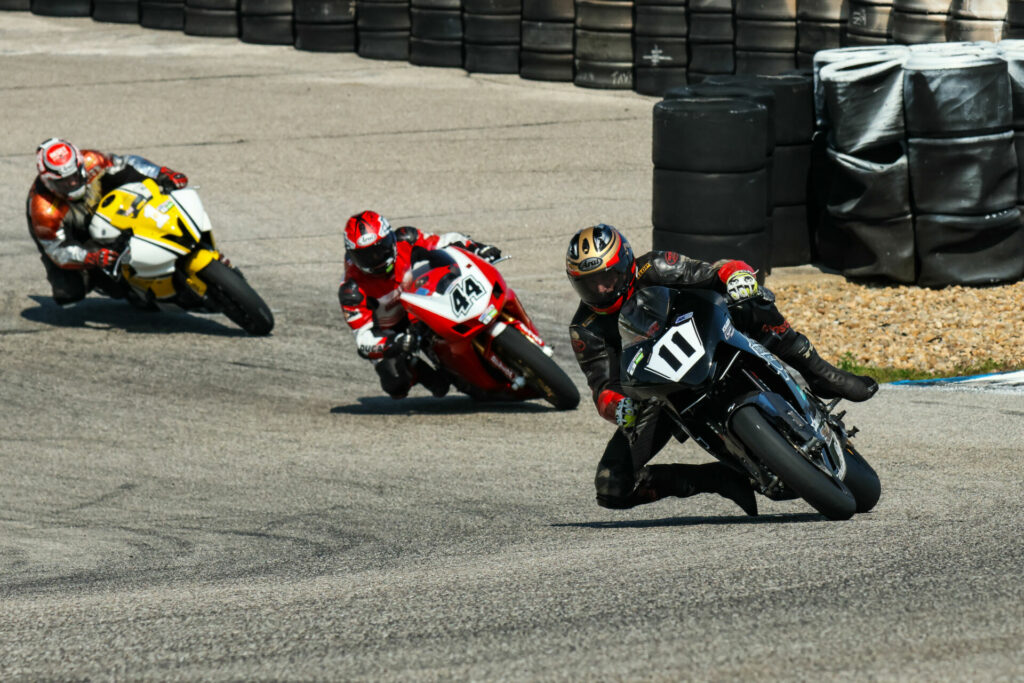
(836, 353, 1021, 383)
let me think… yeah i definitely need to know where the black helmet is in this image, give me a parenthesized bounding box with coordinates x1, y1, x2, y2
(565, 224, 636, 314)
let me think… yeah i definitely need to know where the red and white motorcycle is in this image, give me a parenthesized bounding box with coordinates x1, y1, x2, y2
(399, 246, 580, 410)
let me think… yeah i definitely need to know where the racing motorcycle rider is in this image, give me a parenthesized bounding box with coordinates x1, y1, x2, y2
(28, 138, 192, 305)
(566, 224, 878, 515)
(339, 210, 502, 400)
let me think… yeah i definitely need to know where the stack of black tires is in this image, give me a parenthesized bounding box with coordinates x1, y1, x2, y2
(93, 0, 136, 22)
(890, 0, 946, 44)
(651, 94, 773, 277)
(734, 0, 797, 77)
(185, 0, 237, 36)
(239, 0, 293, 43)
(796, 0, 845, 68)
(463, 0, 520, 73)
(141, 0, 184, 28)
(633, 0, 689, 95)
(1009, 0, 1024, 36)
(356, 0, 410, 60)
(948, 0, 1006, 41)
(410, 0, 461, 67)
(574, 0, 634, 89)
(294, 0, 356, 51)
(520, 0, 574, 81)
(904, 47, 1022, 286)
(846, 0, 891, 45)
(687, 0, 734, 82)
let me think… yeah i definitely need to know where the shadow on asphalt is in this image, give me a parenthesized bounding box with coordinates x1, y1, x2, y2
(21, 295, 245, 336)
(332, 395, 553, 415)
(552, 512, 825, 529)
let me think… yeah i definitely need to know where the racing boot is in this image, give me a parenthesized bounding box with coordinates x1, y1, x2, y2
(641, 462, 758, 517)
(410, 357, 450, 398)
(768, 330, 878, 402)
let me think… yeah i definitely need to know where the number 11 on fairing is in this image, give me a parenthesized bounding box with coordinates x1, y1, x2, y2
(646, 318, 705, 381)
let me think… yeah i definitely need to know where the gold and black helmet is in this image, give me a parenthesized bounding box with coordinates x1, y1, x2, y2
(566, 224, 635, 313)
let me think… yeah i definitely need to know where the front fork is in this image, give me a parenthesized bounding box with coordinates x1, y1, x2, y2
(473, 307, 552, 388)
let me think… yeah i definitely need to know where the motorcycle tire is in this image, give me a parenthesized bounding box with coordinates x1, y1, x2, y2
(491, 326, 580, 410)
(842, 442, 881, 513)
(730, 405, 857, 520)
(199, 259, 274, 336)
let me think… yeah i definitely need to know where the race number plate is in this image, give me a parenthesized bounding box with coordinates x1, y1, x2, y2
(450, 276, 486, 316)
(646, 317, 705, 381)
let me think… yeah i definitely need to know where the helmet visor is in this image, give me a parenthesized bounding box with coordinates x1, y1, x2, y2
(350, 232, 397, 275)
(571, 259, 632, 309)
(48, 169, 87, 199)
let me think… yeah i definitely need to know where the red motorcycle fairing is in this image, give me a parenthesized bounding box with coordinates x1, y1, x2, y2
(398, 246, 551, 398)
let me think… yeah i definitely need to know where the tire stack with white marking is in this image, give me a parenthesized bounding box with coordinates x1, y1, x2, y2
(904, 47, 1023, 285)
(890, 0, 947, 44)
(520, 0, 575, 81)
(463, 0, 521, 73)
(817, 48, 914, 281)
(410, 0, 462, 67)
(734, 0, 797, 77)
(633, 0, 689, 96)
(947, 0, 1005, 41)
(796, 0, 845, 68)
(294, 0, 356, 51)
(687, 0, 735, 81)
(651, 96, 773, 277)
(185, 0, 237, 36)
(356, 0, 411, 60)
(574, 0, 634, 89)
(845, 0, 892, 46)
(240, 0, 294, 43)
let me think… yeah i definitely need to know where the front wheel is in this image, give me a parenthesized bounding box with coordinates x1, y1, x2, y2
(491, 326, 580, 410)
(199, 259, 274, 336)
(730, 405, 856, 520)
(842, 443, 881, 513)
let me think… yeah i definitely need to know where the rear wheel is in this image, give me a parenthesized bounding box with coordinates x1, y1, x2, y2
(731, 405, 856, 520)
(199, 259, 275, 336)
(491, 326, 580, 410)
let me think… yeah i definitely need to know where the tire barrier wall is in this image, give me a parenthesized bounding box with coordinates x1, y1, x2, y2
(520, 0, 574, 81)
(410, 0, 462, 67)
(357, 0, 410, 60)
(294, 0, 356, 51)
(814, 42, 1024, 286)
(463, 0, 520, 73)
(651, 95, 773, 278)
(574, 0, 634, 89)
(633, 0, 688, 96)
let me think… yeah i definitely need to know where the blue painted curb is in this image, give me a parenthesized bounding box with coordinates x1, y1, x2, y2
(892, 370, 1024, 387)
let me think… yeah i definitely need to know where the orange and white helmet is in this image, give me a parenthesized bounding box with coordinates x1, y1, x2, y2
(36, 138, 88, 200)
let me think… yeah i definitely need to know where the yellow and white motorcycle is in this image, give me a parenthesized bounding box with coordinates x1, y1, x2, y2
(88, 178, 274, 335)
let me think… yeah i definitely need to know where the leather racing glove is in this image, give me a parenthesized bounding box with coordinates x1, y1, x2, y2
(472, 243, 502, 263)
(614, 396, 637, 431)
(158, 166, 188, 192)
(83, 248, 119, 268)
(717, 260, 759, 303)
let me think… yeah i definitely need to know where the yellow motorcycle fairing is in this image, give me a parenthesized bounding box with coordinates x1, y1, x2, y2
(91, 179, 220, 301)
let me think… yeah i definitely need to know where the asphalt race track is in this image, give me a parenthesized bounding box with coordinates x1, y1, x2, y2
(2, 15, 1023, 680)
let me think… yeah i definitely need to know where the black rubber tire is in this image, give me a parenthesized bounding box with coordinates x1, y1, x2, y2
(797, 18, 844, 51)
(409, 36, 463, 65)
(666, 81, 777, 152)
(687, 43, 736, 74)
(689, 0, 732, 11)
(410, 7, 461, 38)
(653, 97, 770, 173)
(688, 11, 735, 42)
(239, 0, 288, 11)
(844, 29, 891, 44)
(520, 49, 574, 80)
(356, 0, 410, 30)
(199, 260, 274, 336)
(574, 58, 634, 88)
(840, 443, 881, 513)
(950, 0, 1008, 17)
(736, 18, 797, 50)
(411, 0, 457, 6)
(735, 50, 798, 75)
(735, 0, 796, 20)
(847, 1, 892, 36)
(772, 142, 811, 205)
(92, 0, 138, 22)
(770, 203, 811, 265)
(798, 0, 847, 20)
(1007, 0, 1024, 23)
(915, 208, 1024, 286)
(186, 0, 234, 10)
(463, 12, 520, 43)
(826, 143, 911, 220)
(184, 6, 238, 34)
(463, 0, 517, 12)
(653, 168, 769, 234)
(731, 405, 856, 520)
(634, 66, 689, 95)
(464, 43, 519, 72)
(705, 72, 814, 146)
(634, 3, 687, 35)
(908, 132, 1018, 216)
(140, 1, 184, 28)
(894, 0, 952, 11)
(891, 9, 947, 44)
(294, 0, 354, 22)
(574, 28, 632, 61)
(295, 20, 356, 49)
(491, 327, 580, 410)
(634, 35, 688, 68)
(32, 0, 90, 15)
(831, 212, 916, 283)
(240, 13, 292, 42)
(358, 28, 410, 58)
(574, 0, 633, 30)
(1, 0, 31, 8)
(903, 54, 1011, 138)
(522, 0, 573, 20)
(521, 20, 573, 51)
(946, 19, 1005, 42)
(651, 229, 771, 279)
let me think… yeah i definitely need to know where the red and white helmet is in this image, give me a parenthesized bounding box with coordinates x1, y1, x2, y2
(344, 210, 397, 276)
(36, 138, 88, 200)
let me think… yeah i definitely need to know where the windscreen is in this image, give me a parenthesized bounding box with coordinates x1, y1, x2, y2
(408, 249, 462, 294)
(618, 286, 674, 347)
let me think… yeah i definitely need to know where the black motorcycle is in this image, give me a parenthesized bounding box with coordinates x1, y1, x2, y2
(618, 286, 880, 520)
